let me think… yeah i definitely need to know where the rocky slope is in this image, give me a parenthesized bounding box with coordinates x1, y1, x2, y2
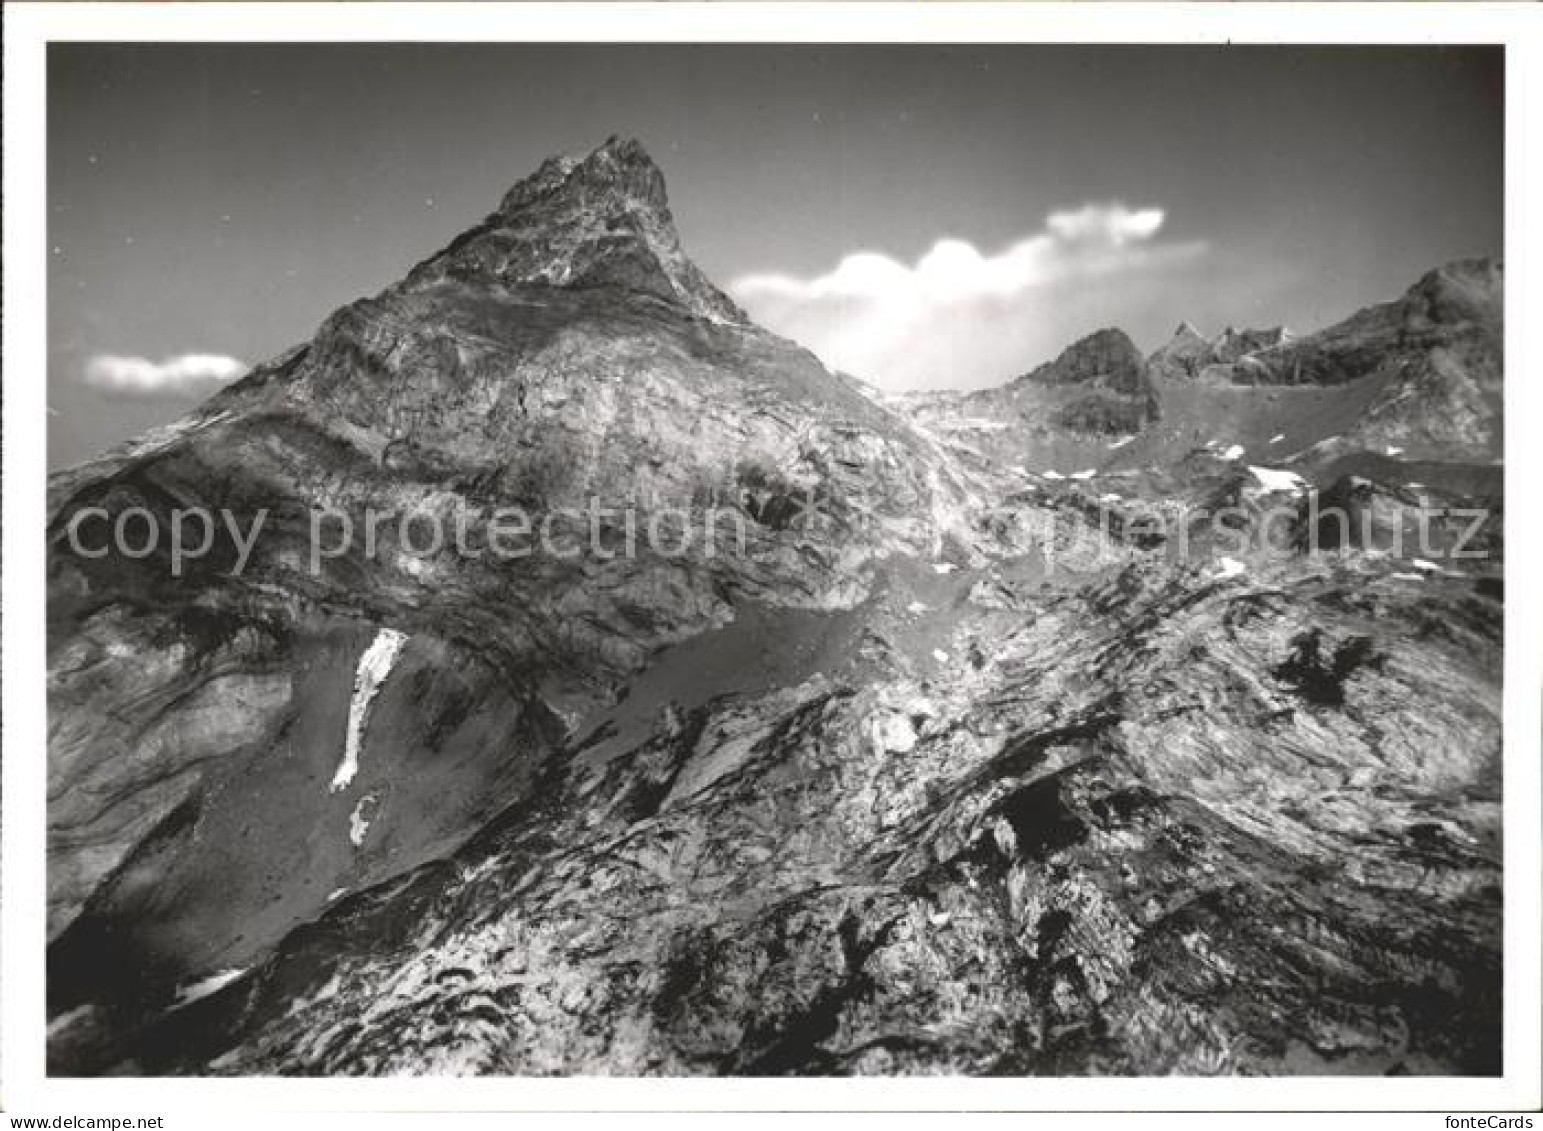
(45, 139, 1504, 1077)
(895, 327, 1162, 475)
(1145, 260, 1502, 461)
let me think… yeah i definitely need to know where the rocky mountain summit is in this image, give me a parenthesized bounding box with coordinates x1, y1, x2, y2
(1148, 322, 1294, 382)
(994, 327, 1162, 435)
(46, 139, 1504, 1077)
(405, 135, 746, 325)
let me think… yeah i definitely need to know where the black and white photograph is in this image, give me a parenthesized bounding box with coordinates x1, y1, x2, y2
(4, 2, 1541, 1121)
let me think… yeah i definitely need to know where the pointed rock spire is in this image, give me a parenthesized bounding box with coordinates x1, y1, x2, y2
(408, 137, 745, 324)
(497, 135, 670, 219)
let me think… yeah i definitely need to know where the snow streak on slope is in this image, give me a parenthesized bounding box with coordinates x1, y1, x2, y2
(330, 629, 408, 794)
(171, 967, 247, 1010)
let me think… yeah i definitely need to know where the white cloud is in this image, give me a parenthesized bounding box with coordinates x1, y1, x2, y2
(1046, 203, 1165, 246)
(82, 352, 248, 398)
(732, 203, 1208, 391)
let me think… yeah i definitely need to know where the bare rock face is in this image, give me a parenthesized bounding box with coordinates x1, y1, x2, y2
(46, 140, 1504, 1078)
(895, 328, 1162, 478)
(113, 559, 1503, 1078)
(1150, 323, 1294, 383)
(1146, 321, 1212, 382)
(46, 138, 975, 1070)
(406, 135, 746, 326)
(1021, 327, 1150, 393)
(1180, 260, 1503, 459)
(1022, 328, 1162, 436)
(1294, 463, 1502, 560)
(1210, 325, 1293, 364)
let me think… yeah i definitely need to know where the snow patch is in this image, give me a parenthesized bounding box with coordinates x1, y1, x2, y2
(1107, 436, 1135, 450)
(906, 600, 930, 615)
(1391, 572, 1426, 582)
(1220, 444, 1245, 461)
(398, 554, 433, 580)
(1210, 557, 1246, 581)
(937, 417, 1013, 433)
(171, 967, 247, 1010)
(931, 563, 957, 575)
(1269, 433, 1285, 445)
(931, 649, 950, 663)
(1248, 465, 1308, 494)
(1411, 558, 1444, 573)
(349, 794, 378, 848)
(330, 628, 408, 793)
(1041, 470, 1065, 481)
(872, 712, 918, 754)
(1070, 469, 1096, 481)
(47, 1003, 96, 1038)
(1385, 445, 1404, 456)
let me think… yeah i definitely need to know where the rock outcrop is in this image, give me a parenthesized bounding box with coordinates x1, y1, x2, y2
(1020, 327, 1162, 436)
(1155, 261, 1502, 460)
(404, 135, 746, 325)
(1146, 321, 1213, 382)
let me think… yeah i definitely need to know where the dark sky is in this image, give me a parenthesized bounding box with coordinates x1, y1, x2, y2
(48, 44, 1503, 468)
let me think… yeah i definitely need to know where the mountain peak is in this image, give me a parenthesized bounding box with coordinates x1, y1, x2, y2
(496, 135, 668, 218)
(1210, 324, 1291, 363)
(408, 137, 745, 324)
(1020, 326, 1147, 392)
(1402, 256, 1502, 330)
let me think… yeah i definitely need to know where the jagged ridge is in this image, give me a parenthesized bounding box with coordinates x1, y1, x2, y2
(404, 135, 747, 324)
